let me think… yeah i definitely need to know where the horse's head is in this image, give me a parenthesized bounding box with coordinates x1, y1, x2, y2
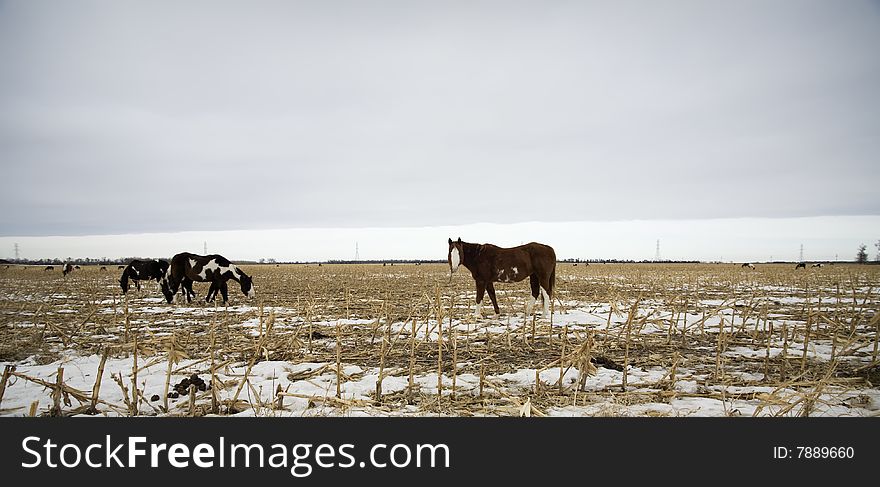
(240, 273, 255, 298)
(159, 267, 175, 303)
(159, 277, 175, 303)
(448, 237, 463, 274)
(119, 278, 128, 294)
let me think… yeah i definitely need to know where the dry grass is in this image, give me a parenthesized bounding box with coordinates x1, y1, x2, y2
(0, 262, 878, 416)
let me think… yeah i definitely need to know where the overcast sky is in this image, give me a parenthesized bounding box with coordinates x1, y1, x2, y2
(1, 1, 878, 260)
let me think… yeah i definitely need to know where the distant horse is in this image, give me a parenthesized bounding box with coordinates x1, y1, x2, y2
(448, 238, 556, 318)
(118, 265, 125, 270)
(795, 263, 806, 269)
(44, 266, 54, 271)
(100, 266, 107, 271)
(812, 263, 824, 268)
(160, 253, 255, 304)
(741, 263, 755, 269)
(120, 259, 170, 294)
(62, 263, 73, 276)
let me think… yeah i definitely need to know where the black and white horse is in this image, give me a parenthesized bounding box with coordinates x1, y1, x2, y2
(160, 253, 255, 304)
(120, 259, 170, 294)
(62, 263, 74, 276)
(795, 263, 806, 269)
(741, 263, 755, 269)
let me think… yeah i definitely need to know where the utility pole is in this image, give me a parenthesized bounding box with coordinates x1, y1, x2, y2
(14, 243, 19, 261)
(799, 244, 804, 262)
(355, 242, 360, 262)
(654, 239, 661, 262)
(204, 241, 207, 255)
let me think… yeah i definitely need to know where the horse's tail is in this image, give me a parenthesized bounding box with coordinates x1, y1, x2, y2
(548, 267, 555, 297)
(120, 265, 131, 294)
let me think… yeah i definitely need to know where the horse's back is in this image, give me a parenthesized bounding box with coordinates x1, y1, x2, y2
(521, 242, 556, 268)
(490, 242, 556, 275)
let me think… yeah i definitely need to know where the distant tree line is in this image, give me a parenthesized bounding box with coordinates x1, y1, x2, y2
(560, 258, 702, 264)
(5, 247, 880, 266)
(4, 256, 157, 266)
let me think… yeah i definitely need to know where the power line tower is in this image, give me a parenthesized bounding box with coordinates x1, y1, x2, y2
(14, 243, 19, 261)
(799, 244, 804, 262)
(204, 241, 207, 254)
(355, 242, 360, 262)
(654, 239, 661, 262)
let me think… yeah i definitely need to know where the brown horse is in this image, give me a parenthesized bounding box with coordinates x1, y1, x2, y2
(448, 238, 556, 318)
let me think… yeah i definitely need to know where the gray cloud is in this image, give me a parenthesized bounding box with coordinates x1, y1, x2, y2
(1, 1, 879, 236)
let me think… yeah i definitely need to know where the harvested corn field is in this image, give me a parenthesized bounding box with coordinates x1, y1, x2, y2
(1, 263, 878, 417)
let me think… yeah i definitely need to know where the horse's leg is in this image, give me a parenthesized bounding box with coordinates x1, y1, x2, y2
(527, 275, 540, 316)
(486, 282, 500, 316)
(474, 281, 486, 318)
(539, 271, 554, 316)
(220, 280, 229, 304)
(183, 279, 196, 302)
(168, 277, 183, 303)
(189, 280, 197, 301)
(206, 281, 218, 302)
(135, 280, 141, 291)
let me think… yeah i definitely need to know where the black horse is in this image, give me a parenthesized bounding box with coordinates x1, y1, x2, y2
(160, 253, 254, 304)
(120, 259, 170, 294)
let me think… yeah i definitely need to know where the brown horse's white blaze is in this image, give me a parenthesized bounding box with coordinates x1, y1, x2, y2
(449, 246, 461, 274)
(448, 238, 556, 319)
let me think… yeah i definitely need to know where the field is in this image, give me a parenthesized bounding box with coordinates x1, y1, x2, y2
(1, 262, 879, 417)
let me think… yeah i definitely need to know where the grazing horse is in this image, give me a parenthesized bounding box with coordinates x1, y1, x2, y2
(795, 263, 806, 269)
(812, 263, 824, 268)
(160, 253, 255, 304)
(448, 238, 556, 318)
(100, 266, 107, 271)
(44, 266, 54, 271)
(62, 263, 73, 276)
(120, 259, 170, 294)
(118, 265, 125, 270)
(741, 263, 755, 269)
